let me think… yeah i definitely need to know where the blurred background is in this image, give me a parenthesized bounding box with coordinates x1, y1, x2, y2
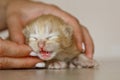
(38, 0, 120, 60)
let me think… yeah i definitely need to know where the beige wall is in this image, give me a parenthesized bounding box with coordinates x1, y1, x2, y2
(38, 0, 120, 59)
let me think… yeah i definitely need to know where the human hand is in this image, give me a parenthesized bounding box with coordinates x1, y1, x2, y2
(6, 0, 94, 59)
(0, 39, 42, 69)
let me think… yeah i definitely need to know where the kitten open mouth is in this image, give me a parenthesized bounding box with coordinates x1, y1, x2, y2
(39, 48, 53, 59)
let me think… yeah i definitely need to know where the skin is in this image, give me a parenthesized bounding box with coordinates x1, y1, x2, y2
(0, 0, 94, 69)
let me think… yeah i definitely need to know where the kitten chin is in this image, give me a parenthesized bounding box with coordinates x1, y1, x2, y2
(23, 14, 97, 69)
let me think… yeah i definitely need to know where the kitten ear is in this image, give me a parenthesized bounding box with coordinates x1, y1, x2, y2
(62, 24, 73, 38)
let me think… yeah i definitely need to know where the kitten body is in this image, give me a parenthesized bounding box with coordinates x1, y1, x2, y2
(23, 15, 96, 69)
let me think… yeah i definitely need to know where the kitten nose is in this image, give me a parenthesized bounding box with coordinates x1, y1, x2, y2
(38, 40, 46, 48)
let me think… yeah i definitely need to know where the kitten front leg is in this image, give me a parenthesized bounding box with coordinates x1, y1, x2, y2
(72, 54, 97, 68)
(48, 61, 67, 69)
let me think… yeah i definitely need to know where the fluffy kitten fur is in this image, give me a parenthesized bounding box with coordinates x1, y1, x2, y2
(23, 15, 96, 69)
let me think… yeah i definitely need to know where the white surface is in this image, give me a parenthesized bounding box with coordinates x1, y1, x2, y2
(0, 59, 120, 80)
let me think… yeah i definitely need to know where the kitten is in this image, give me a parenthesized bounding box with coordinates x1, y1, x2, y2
(23, 14, 96, 69)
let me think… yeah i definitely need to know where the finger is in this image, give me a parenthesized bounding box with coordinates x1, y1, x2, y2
(0, 39, 31, 57)
(73, 24, 84, 51)
(7, 14, 25, 44)
(0, 57, 42, 69)
(82, 26, 94, 59)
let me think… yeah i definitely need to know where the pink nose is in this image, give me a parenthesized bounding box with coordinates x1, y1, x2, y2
(38, 40, 46, 48)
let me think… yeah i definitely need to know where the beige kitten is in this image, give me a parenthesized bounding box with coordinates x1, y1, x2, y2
(23, 14, 96, 69)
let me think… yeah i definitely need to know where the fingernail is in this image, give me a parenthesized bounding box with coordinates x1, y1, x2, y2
(30, 51, 38, 56)
(35, 62, 46, 68)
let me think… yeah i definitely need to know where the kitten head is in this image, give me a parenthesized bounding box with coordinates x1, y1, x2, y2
(23, 15, 73, 60)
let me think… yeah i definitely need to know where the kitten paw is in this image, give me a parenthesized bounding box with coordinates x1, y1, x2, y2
(48, 61, 67, 69)
(73, 54, 97, 68)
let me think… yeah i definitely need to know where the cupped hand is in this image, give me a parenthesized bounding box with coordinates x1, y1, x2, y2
(6, 0, 94, 59)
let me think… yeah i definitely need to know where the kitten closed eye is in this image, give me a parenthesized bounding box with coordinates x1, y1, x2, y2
(29, 37, 38, 41)
(46, 36, 58, 40)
